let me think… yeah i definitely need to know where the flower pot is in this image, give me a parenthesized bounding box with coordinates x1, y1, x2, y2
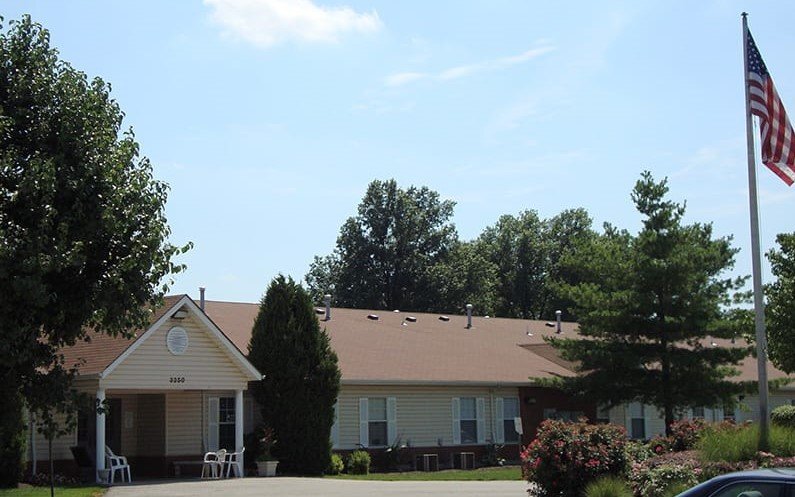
(256, 460, 279, 477)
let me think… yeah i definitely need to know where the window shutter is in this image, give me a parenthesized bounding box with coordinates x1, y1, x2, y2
(452, 398, 461, 445)
(331, 402, 340, 449)
(476, 398, 486, 444)
(208, 397, 219, 451)
(495, 397, 505, 443)
(386, 397, 397, 445)
(359, 398, 369, 447)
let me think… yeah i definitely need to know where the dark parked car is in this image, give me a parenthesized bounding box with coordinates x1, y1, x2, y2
(675, 469, 795, 497)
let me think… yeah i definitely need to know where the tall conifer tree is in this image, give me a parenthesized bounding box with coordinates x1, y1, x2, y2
(548, 172, 748, 434)
(248, 276, 341, 475)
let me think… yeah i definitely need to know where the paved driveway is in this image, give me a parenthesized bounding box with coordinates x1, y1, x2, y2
(106, 477, 528, 497)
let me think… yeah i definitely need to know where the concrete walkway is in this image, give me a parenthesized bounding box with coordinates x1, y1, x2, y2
(106, 477, 528, 497)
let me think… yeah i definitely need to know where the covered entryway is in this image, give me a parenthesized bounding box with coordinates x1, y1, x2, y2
(38, 295, 262, 481)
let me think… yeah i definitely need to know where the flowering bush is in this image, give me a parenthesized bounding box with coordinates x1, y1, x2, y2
(629, 462, 699, 497)
(668, 418, 706, 451)
(648, 435, 674, 456)
(25, 473, 81, 486)
(521, 419, 628, 497)
(256, 426, 278, 461)
(625, 440, 654, 465)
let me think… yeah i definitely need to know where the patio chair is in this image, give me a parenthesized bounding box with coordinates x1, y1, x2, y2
(224, 447, 245, 478)
(105, 445, 132, 483)
(201, 449, 226, 479)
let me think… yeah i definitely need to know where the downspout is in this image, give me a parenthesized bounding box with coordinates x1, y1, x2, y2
(489, 388, 496, 443)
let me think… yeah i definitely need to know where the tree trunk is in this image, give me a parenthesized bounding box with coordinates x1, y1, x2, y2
(48, 437, 54, 497)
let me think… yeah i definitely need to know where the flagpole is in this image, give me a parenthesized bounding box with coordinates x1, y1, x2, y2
(742, 12, 770, 451)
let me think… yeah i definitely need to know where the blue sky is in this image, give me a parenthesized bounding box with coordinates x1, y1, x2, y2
(7, 1, 795, 304)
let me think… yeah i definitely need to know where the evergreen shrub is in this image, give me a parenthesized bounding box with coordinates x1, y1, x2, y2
(347, 450, 371, 475)
(327, 453, 344, 475)
(771, 405, 795, 428)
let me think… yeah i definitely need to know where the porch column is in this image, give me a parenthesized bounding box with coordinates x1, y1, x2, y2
(95, 388, 106, 482)
(235, 389, 244, 476)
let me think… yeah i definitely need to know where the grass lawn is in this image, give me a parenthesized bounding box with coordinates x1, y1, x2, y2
(0, 486, 104, 497)
(329, 465, 522, 481)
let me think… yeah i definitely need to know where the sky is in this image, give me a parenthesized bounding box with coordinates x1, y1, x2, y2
(6, 1, 795, 305)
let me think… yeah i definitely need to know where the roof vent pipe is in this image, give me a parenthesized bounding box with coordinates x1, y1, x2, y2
(466, 303, 473, 329)
(199, 287, 206, 311)
(324, 294, 332, 321)
(555, 310, 562, 333)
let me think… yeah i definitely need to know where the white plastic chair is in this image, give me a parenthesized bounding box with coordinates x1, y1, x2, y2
(105, 445, 131, 483)
(224, 447, 245, 478)
(201, 449, 226, 479)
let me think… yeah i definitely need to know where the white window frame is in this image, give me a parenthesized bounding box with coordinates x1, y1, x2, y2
(358, 397, 396, 447)
(628, 402, 646, 440)
(498, 397, 521, 444)
(452, 397, 485, 445)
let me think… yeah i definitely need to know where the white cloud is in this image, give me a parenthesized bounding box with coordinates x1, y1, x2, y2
(384, 72, 427, 87)
(205, 0, 382, 49)
(384, 43, 554, 87)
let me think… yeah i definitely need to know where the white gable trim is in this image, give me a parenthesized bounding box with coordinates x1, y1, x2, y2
(100, 295, 262, 381)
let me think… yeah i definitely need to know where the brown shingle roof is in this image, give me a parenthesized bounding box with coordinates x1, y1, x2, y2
(61, 295, 185, 375)
(202, 300, 792, 387)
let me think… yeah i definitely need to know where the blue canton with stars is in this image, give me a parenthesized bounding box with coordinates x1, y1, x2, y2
(748, 33, 769, 77)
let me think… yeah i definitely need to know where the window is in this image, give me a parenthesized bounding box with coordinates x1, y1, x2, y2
(691, 406, 705, 419)
(712, 482, 783, 497)
(368, 398, 388, 446)
(629, 402, 645, 439)
(218, 397, 236, 451)
(359, 397, 396, 447)
(460, 398, 477, 444)
(502, 397, 520, 443)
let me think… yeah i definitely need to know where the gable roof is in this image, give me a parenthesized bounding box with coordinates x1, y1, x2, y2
(61, 295, 184, 375)
(202, 300, 793, 388)
(62, 295, 261, 381)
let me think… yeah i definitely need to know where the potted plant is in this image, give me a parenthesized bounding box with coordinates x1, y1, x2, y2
(255, 427, 278, 477)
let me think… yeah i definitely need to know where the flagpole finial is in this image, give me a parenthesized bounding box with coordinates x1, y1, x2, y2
(742, 12, 748, 19)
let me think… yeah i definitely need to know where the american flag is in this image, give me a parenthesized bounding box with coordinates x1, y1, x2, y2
(747, 30, 795, 186)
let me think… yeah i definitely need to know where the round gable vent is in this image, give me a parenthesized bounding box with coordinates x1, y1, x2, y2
(166, 326, 189, 355)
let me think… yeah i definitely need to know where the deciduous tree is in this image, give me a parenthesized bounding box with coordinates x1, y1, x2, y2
(766, 233, 795, 373)
(0, 16, 188, 486)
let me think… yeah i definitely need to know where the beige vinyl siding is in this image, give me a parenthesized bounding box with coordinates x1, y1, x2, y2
(738, 391, 795, 422)
(166, 391, 203, 456)
(103, 314, 249, 391)
(337, 385, 518, 449)
(31, 413, 76, 461)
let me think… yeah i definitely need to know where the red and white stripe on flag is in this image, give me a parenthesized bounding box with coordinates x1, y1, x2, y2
(747, 31, 795, 186)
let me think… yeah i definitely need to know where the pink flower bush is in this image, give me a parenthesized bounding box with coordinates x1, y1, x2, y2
(521, 419, 627, 497)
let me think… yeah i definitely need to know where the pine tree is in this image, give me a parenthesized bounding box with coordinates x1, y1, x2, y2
(548, 172, 748, 434)
(248, 276, 341, 475)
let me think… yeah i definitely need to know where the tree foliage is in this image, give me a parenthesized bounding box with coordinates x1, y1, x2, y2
(0, 16, 188, 486)
(547, 172, 748, 434)
(306, 179, 458, 311)
(476, 208, 595, 320)
(248, 275, 341, 475)
(766, 232, 795, 373)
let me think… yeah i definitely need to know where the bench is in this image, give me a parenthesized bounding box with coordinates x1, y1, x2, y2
(172, 460, 205, 477)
